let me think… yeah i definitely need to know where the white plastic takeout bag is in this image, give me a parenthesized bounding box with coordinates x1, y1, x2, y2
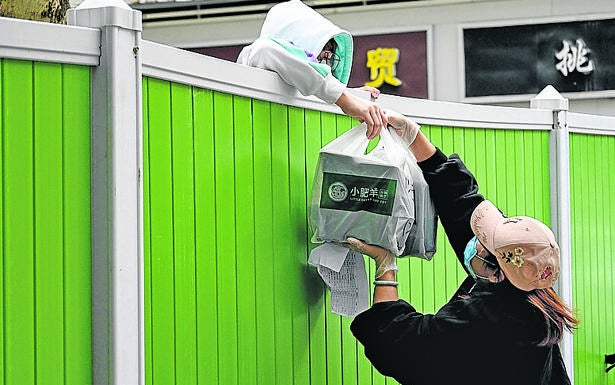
(310, 123, 419, 256)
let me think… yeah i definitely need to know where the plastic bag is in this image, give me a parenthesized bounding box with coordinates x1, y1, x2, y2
(309, 123, 437, 259)
(388, 128, 438, 260)
(310, 123, 415, 256)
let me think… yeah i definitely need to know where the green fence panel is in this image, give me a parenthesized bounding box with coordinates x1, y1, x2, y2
(145, 77, 176, 385)
(34, 61, 65, 385)
(0, 58, 92, 385)
(192, 87, 218, 385)
(62, 61, 92, 385)
(143, 77, 555, 385)
(570, 133, 615, 385)
(3, 57, 34, 385)
(252, 98, 275, 385)
(234, 95, 257, 385)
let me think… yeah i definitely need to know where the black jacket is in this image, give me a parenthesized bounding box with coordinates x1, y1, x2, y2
(350, 149, 570, 385)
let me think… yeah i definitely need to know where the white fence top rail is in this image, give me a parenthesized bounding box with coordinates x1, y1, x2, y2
(141, 39, 340, 113)
(141, 39, 558, 131)
(0, 17, 100, 66)
(568, 112, 615, 136)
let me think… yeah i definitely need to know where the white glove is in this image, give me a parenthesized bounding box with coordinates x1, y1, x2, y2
(384, 109, 420, 146)
(345, 237, 398, 279)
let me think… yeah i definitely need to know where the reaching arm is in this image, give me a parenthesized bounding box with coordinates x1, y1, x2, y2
(385, 109, 484, 259)
(238, 38, 386, 138)
(335, 91, 386, 139)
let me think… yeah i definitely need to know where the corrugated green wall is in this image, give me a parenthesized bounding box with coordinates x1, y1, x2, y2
(1, 53, 611, 385)
(570, 133, 615, 385)
(0, 58, 92, 385)
(142, 78, 362, 385)
(143, 77, 555, 385)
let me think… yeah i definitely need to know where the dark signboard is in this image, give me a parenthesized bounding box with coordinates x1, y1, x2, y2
(190, 30, 428, 99)
(348, 31, 428, 99)
(464, 19, 615, 97)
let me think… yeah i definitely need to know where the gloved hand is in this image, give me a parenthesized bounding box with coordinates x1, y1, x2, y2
(344, 237, 398, 279)
(384, 109, 421, 146)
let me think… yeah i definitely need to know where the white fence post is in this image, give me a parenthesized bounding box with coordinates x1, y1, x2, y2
(67, 1, 143, 384)
(530, 85, 574, 383)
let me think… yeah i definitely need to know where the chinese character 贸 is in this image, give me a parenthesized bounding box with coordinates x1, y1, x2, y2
(364, 47, 402, 88)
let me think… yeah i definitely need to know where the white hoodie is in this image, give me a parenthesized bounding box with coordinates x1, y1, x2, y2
(237, 0, 353, 103)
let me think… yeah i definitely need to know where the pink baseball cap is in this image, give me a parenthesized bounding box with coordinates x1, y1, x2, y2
(470, 200, 560, 291)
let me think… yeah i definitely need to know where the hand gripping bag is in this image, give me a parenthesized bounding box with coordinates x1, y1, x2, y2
(309, 123, 415, 256)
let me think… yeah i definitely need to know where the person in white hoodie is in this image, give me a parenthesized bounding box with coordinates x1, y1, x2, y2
(237, 0, 386, 139)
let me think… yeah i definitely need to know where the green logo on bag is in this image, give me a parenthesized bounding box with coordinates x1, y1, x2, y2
(320, 172, 396, 215)
(328, 181, 348, 202)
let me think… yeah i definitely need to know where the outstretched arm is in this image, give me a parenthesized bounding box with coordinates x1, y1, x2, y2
(238, 38, 386, 138)
(335, 91, 387, 139)
(385, 109, 484, 259)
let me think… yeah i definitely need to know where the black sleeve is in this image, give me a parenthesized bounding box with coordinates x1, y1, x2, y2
(417, 148, 485, 264)
(350, 300, 454, 384)
(350, 297, 491, 384)
(350, 301, 422, 383)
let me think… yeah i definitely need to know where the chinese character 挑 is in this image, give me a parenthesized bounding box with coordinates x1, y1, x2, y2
(555, 38, 594, 77)
(364, 47, 402, 88)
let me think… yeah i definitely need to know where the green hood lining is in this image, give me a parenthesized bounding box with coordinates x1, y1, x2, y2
(332, 33, 352, 84)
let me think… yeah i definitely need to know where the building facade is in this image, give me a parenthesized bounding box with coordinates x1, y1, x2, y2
(134, 0, 615, 117)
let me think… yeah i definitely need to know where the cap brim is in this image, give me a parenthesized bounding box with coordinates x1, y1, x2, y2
(470, 200, 504, 255)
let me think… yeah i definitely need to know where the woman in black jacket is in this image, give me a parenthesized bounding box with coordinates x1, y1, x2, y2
(346, 110, 578, 385)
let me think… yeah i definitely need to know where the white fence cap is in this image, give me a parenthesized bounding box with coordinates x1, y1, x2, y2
(530, 85, 569, 111)
(76, 0, 131, 10)
(67, 0, 142, 31)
